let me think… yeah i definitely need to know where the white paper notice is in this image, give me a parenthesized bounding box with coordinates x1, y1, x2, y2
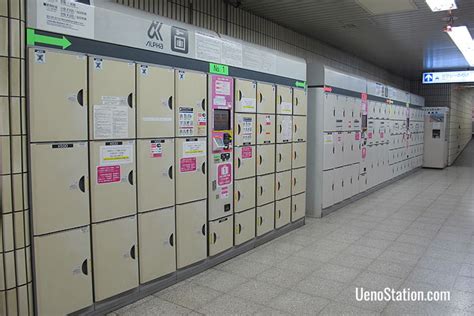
(281, 102, 292, 114)
(183, 141, 206, 157)
(281, 117, 292, 141)
(195, 32, 221, 63)
(240, 97, 256, 112)
(221, 39, 243, 67)
(324, 134, 333, 143)
(100, 144, 133, 166)
(94, 105, 129, 139)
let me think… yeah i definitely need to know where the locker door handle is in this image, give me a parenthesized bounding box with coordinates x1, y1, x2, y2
(201, 162, 206, 174)
(293, 152, 297, 161)
(79, 176, 86, 193)
(294, 204, 297, 213)
(237, 224, 242, 234)
(293, 178, 297, 187)
(277, 210, 281, 219)
(128, 171, 134, 185)
(127, 93, 133, 108)
(260, 186, 264, 196)
(238, 90, 242, 101)
(168, 166, 173, 179)
(212, 233, 217, 244)
(279, 125, 282, 133)
(77, 89, 84, 106)
(201, 98, 206, 111)
(259, 124, 263, 134)
(296, 98, 299, 106)
(238, 124, 241, 135)
(277, 181, 281, 191)
(237, 158, 241, 168)
(169, 233, 174, 247)
(259, 93, 263, 103)
(201, 224, 206, 236)
(279, 95, 283, 104)
(259, 216, 263, 226)
(237, 191, 241, 201)
(81, 259, 88, 275)
(279, 153, 282, 162)
(130, 245, 136, 260)
(259, 155, 263, 165)
(294, 124, 298, 133)
(168, 96, 173, 110)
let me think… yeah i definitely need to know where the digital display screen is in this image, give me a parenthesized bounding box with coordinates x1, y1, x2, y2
(214, 109, 230, 130)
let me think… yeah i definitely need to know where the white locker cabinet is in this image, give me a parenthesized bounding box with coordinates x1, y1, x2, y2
(293, 88, 307, 116)
(257, 114, 276, 144)
(234, 178, 256, 212)
(292, 142, 306, 169)
(29, 49, 88, 142)
(342, 166, 353, 201)
(138, 208, 175, 284)
(275, 170, 291, 200)
(334, 132, 344, 168)
(235, 79, 257, 113)
(256, 202, 274, 236)
(276, 115, 293, 143)
(235, 113, 256, 146)
(323, 93, 337, 131)
(234, 146, 256, 179)
(275, 197, 291, 229)
(34, 227, 92, 316)
(257, 144, 276, 175)
(90, 140, 136, 223)
(137, 139, 174, 212)
(292, 167, 306, 195)
(291, 192, 306, 222)
(176, 200, 207, 269)
(257, 82, 276, 114)
(92, 216, 138, 302)
(323, 132, 335, 170)
(276, 143, 292, 172)
(276, 85, 293, 115)
(136, 65, 174, 138)
(175, 138, 207, 204)
(334, 167, 344, 204)
(208, 216, 233, 256)
(234, 208, 256, 246)
(257, 174, 275, 206)
(89, 57, 136, 140)
(175, 70, 207, 137)
(293, 116, 307, 142)
(30, 142, 89, 235)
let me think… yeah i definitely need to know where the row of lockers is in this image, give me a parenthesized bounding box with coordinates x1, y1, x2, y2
(389, 144, 424, 165)
(389, 132, 424, 150)
(367, 101, 425, 121)
(367, 120, 425, 138)
(323, 131, 361, 170)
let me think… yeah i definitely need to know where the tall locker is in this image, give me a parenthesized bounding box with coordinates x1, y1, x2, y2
(235, 79, 257, 113)
(292, 142, 306, 169)
(29, 49, 88, 142)
(275, 197, 291, 228)
(256, 144, 275, 175)
(136, 65, 174, 138)
(323, 133, 335, 170)
(234, 177, 256, 212)
(234, 113, 256, 146)
(92, 216, 138, 301)
(208, 216, 234, 256)
(293, 88, 307, 116)
(276, 85, 293, 115)
(323, 93, 337, 131)
(30, 142, 89, 235)
(342, 166, 352, 201)
(276, 115, 293, 143)
(257, 174, 275, 206)
(257, 114, 276, 144)
(291, 192, 306, 222)
(276, 143, 292, 172)
(275, 170, 291, 200)
(293, 116, 307, 142)
(256, 203, 274, 236)
(292, 167, 306, 195)
(334, 167, 344, 204)
(34, 227, 92, 316)
(89, 57, 136, 140)
(234, 146, 256, 179)
(234, 208, 256, 245)
(257, 82, 276, 114)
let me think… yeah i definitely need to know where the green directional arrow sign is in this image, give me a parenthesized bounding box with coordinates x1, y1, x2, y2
(27, 29, 72, 49)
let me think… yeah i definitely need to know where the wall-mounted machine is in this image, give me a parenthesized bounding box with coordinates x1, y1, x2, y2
(423, 107, 449, 169)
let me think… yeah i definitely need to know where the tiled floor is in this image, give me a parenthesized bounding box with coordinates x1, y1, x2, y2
(112, 141, 474, 315)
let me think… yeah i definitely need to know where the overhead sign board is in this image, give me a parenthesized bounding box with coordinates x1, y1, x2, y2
(423, 71, 474, 84)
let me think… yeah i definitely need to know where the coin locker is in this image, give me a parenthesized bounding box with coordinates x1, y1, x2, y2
(137, 139, 175, 212)
(275, 197, 291, 228)
(175, 70, 207, 137)
(293, 88, 307, 116)
(90, 140, 136, 223)
(276, 85, 293, 115)
(292, 142, 306, 169)
(293, 116, 307, 142)
(92, 216, 138, 301)
(29, 49, 87, 142)
(234, 208, 256, 246)
(176, 200, 207, 269)
(292, 167, 306, 195)
(322, 169, 334, 209)
(175, 137, 207, 204)
(257, 144, 276, 175)
(34, 227, 92, 316)
(234, 177, 256, 212)
(323, 92, 337, 131)
(30, 142, 89, 235)
(256, 202, 274, 236)
(291, 192, 306, 222)
(257, 82, 276, 114)
(335, 97, 345, 131)
(276, 143, 292, 172)
(275, 170, 291, 200)
(257, 174, 275, 206)
(351, 164, 360, 197)
(323, 133, 335, 170)
(138, 207, 175, 284)
(234, 146, 256, 179)
(208, 216, 233, 256)
(276, 115, 293, 143)
(234, 113, 256, 146)
(257, 114, 275, 144)
(334, 167, 344, 204)
(89, 57, 136, 140)
(342, 165, 353, 201)
(136, 64, 174, 138)
(235, 79, 256, 113)
(334, 132, 344, 168)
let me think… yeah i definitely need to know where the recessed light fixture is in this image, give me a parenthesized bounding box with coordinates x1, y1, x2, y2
(426, 0, 457, 12)
(446, 26, 474, 66)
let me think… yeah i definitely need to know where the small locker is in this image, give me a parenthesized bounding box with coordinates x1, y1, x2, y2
(256, 202, 275, 236)
(353, 101, 361, 130)
(293, 116, 307, 142)
(276, 85, 293, 115)
(257, 144, 276, 175)
(335, 97, 344, 131)
(136, 65, 174, 138)
(234, 113, 256, 146)
(323, 133, 335, 170)
(351, 164, 360, 197)
(257, 82, 276, 114)
(257, 174, 275, 206)
(275, 197, 291, 229)
(323, 92, 337, 131)
(34, 227, 92, 316)
(175, 70, 207, 137)
(293, 88, 307, 116)
(29, 49, 87, 142)
(31, 142, 89, 235)
(276, 115, 293, 143)
(234, 208, 256, 246)
(334, 167, 344, 204)
(234, 146, 256, 179)
(276, 143, 292, 172)
(292, 167, 306, 195)
(334, 132, 344, 168)
(292, 142, 306, 169)
(176, 200, 207, 269)
(89, 57, 136, 140)
(137, 139, 175, 212)
(235, 79, 257, 113)
(175, 138, 207, 204)
(90, 140, 136, 223)
(343, 97, 353, 131)
(342, 166, 353, 201)
(257, 114, 275, 144)
(291, 192, 306, 222)
(234, 177, 256, 212)
(342, 132, 353, 165)
(275, 170, 291, 200)
(92, 216, 138, 302)
(138, 207, 175, 284)
(208, 216, 234, 256)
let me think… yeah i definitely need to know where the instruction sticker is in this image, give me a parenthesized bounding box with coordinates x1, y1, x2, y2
(178, 107, 194, 136)
(240, 97, 256, 111)
(180, 157, 197, 173)
(94, 104, 129, 139)
(150, 141, 163, 158)
(97, 165, 121, 184)
(265, 115, 272, 126)
(217, 163, 232, 187)
(240, 117, 253, 143)
(355, 132, 361, 141)
(241, 146, 253, 159)
(183, 141, 206, 157)
(198, 112, 207, 126)
(324, 134, 333, 144)
(280, 102, 292, 114)
(100, 144, 133, 166)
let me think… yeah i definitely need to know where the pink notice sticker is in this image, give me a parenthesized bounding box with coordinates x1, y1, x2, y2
(380, 132, 385, 139)
(150, 142, 162, 158)
(242, 146, 253, 159)
(362, 147, 367, 159)
(97, 165, 121, 184)
(368, 132, 373, 139)
(217, 163, 232, 187)
(211, 75, 234, 108)
(355, 132, 361, 141)
(180, 157, 197, 172)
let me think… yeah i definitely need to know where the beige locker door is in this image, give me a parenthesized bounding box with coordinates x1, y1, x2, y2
(234, 113, 256, 146)
(256, 202, 274, 236)
(209, 215, 234, 256)
(90, 140, 136, 223)
(175, 70, 207, 137)
(92, 216, 138, 302)
(89, 57, 136, 140)
(137, 139, 175, 212)
(29, 49, 87, 142)
(293, 116, 307, 142)
(292, 167, 306, 195)
(34, 227, 92, 316)
(291, 192, 306, 222)
(276, 85, 293, 115)
(175, 138, 207, 204)
(292, 142, 306, 169)
(234, 177, 256, 212)
(276, 115, 293, 143)
(234, 208, 256, 246)
(275, 197, 291, 229)
(31, 142, 89, 235)
(293, 88, 307, 116)
(256, 144, 275, 175)
(234, 146, 256, 179)
(235, 79, 256, 113)
(136, 65, 174, 138)
(257, 82, 276, 114)
(257, 174, 275, 206)
(176, 200, 207, 269)
(276, 143, 292, 172)
(275, 170, 291, 200)
(138, 207, 175, 284)
(257, 114, 275, 144)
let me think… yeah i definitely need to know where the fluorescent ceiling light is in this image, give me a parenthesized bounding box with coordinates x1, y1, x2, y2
(426, 0, 457, 12)
(447, 26, 474, 66)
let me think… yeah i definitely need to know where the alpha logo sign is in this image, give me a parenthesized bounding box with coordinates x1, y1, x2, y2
(146, 21, 164, 50)
(423, 70, 474, 84)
